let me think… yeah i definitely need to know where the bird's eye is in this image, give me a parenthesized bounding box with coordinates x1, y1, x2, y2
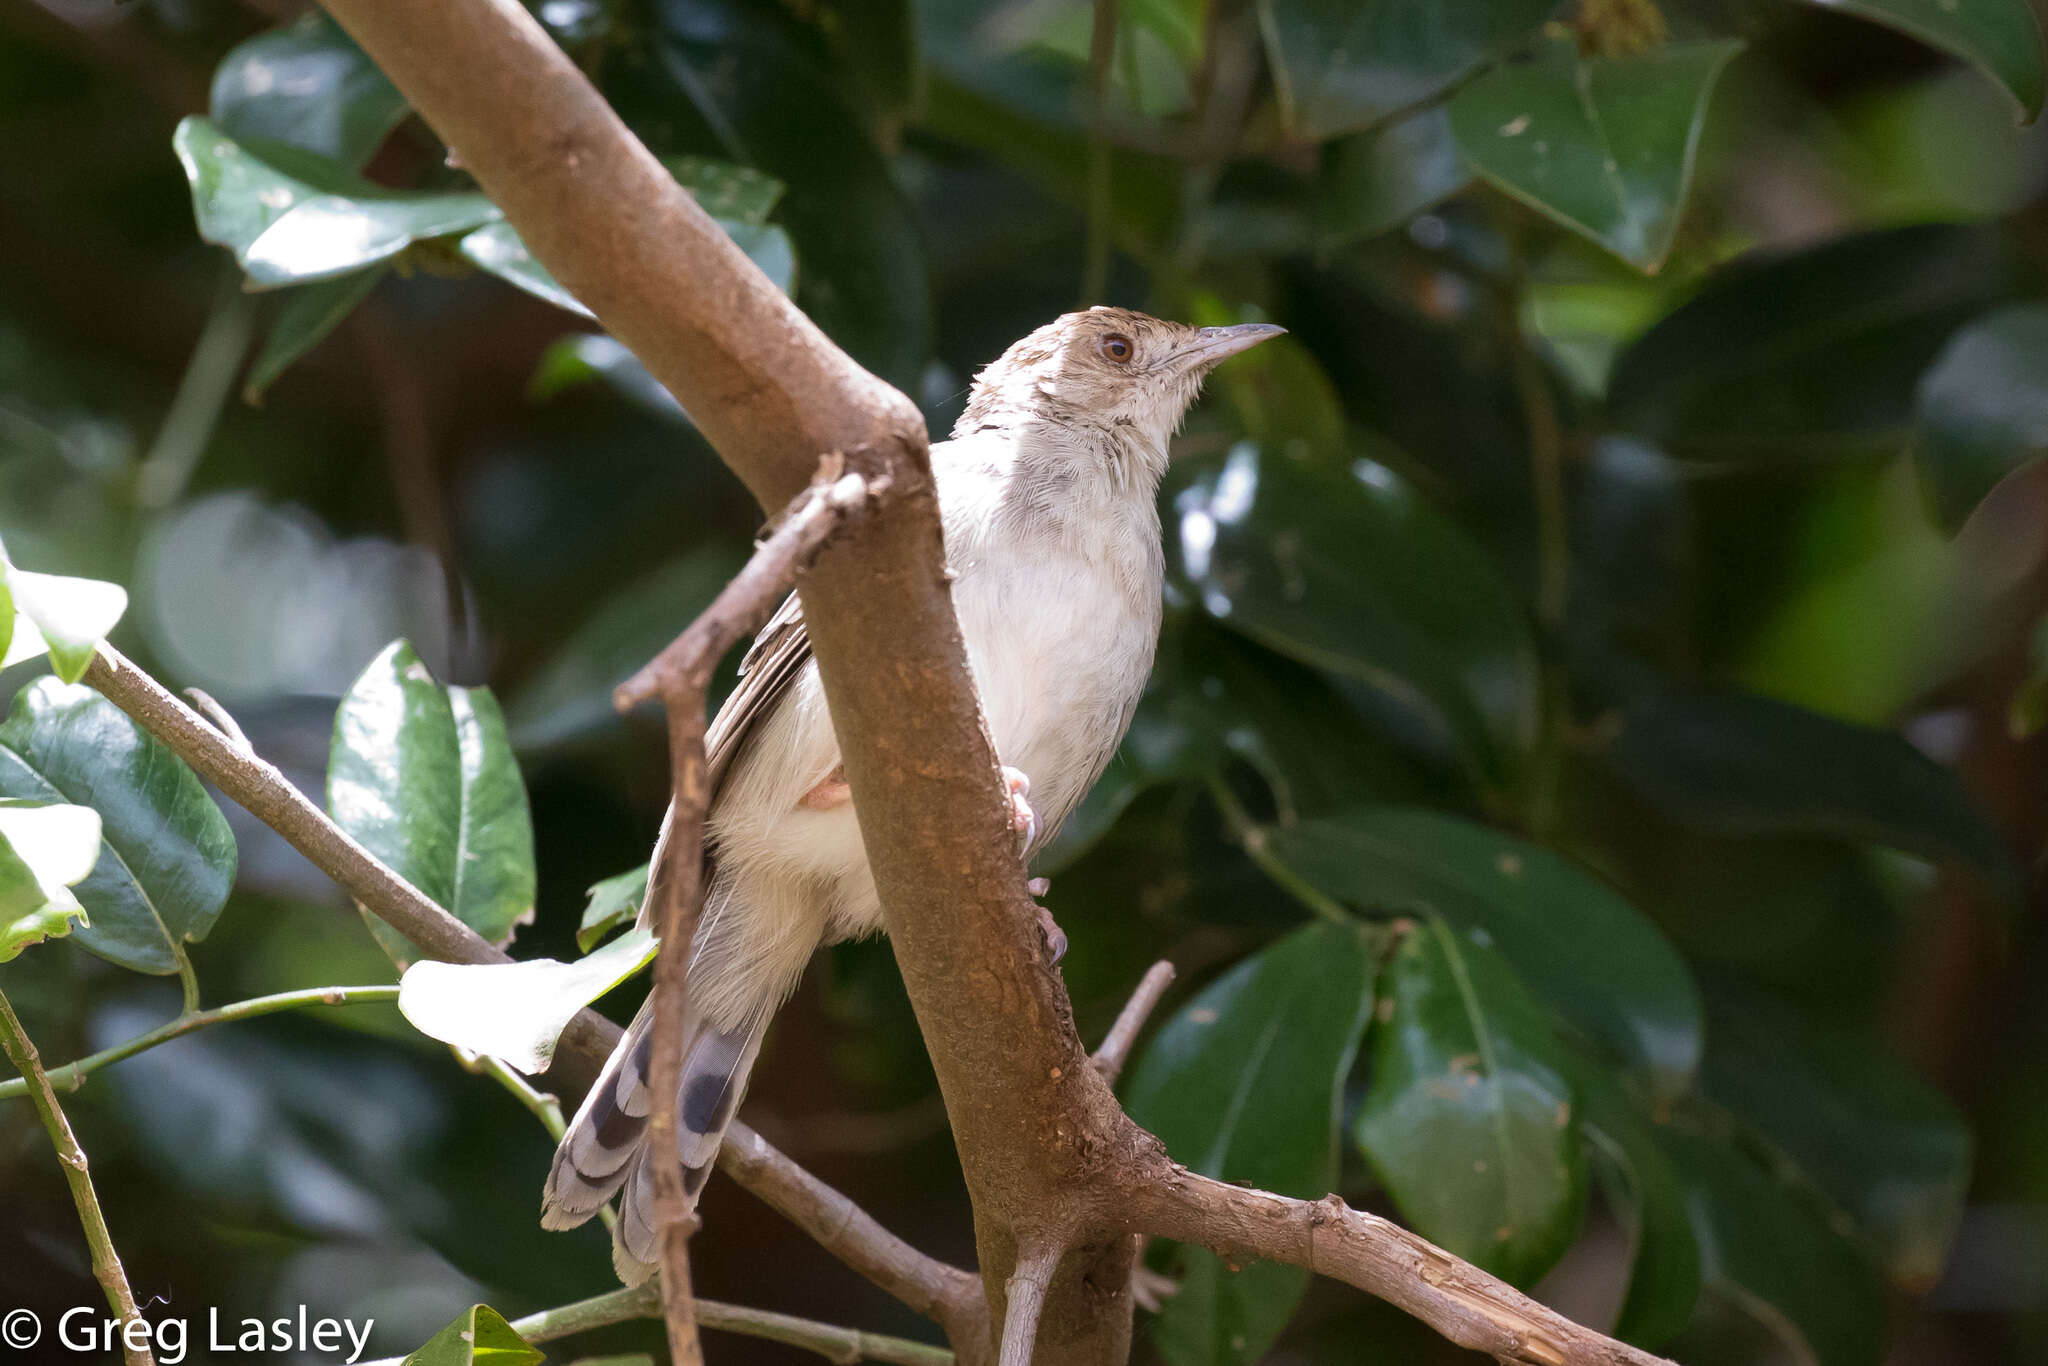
(1098, 333, 1135, 364)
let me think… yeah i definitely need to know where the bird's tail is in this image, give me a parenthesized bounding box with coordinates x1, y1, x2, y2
(541, 990, 769, 1283)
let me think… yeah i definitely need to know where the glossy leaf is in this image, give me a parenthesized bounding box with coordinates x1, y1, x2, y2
(1914, 303, 2048, 528)
(1267, 807, 1701, 1098)
(1605, 689, 2020, 899)
(1125, 921, 1380, 1366)
(577, 862, 649, 951)
(402, 1304, 542, 1366)
(458, 222, 595, 319)
(666, 154, 786, 225)
(1256, 0, 1558, 138)
(244, 266, 388, 403)
(328, 640, 536, 961)
(175, 118, 498, 288)
(399, 928, 656, 1074)
(1701, 985, 1970, 1289)
(1356, 919, 1586, 1284)
(1805, 0, 2045, 123)
(1449, 40, 1742, 271)
(1609, 224, 2026, 458)
(0, 680, 236, 975)
(1662, 1129, 1886, 1366)
(1166, 443, 1540, 783)
(0, 799, 102, 961)
(210, 12, 408, 168)
(1317, 105, 1471, 247)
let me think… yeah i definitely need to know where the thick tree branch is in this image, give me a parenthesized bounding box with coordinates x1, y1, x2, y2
(1131, 1170, 1678, 1366)
(614, 462, 883, 1364)
(0, 988, 153, 1366)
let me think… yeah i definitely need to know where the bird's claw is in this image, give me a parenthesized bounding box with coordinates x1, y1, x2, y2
(1035, 905, 1068, 965)
(1001, 765, 1038, 849)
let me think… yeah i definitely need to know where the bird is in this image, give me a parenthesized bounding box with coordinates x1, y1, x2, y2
(540, 306, 1283, 1281)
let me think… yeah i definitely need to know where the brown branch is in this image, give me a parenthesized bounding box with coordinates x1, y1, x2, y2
(997, 1241, 1061, 1366)
(0, 989, 153, 1366)
(1092, 960, 1175, 1086)
(1131, 1170, 1678, 1366)
(613, 460, 884, 1365)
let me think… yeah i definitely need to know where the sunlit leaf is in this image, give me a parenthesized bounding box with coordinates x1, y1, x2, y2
(401, 1304, 543, 1366)
(1126, 921, 1379, 1366)
(328, 641, 536, 961)
(0, 542, 129, 684)
(210, 12, 409, 168)
(458, 222, 595, 319)
(174, 117, 498, 288)
(0, 799, 101, 961)
(1356, 919, 1586, 1285)
(398, 928, 657, 1074)
(577, 862, 649, 951)
(1449, 39, 1742, 271)
(1914, 303, 2048, 529)
(0, 681, 236, 975)
(1268, 807, 1702, 1098)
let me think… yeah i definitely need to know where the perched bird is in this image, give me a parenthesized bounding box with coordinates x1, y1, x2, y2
(541, 307, 1282, 1280)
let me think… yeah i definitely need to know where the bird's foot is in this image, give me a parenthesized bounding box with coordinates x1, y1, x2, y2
(1001, 765, 1038, 848)
(1131, 1266, 1180, 1313)
(1034, 904, 1068, 966)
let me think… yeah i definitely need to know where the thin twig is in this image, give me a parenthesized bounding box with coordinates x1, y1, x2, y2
(182, 687, 251, 752)
(997, 1242, 1062, 1366)
(0, 985, 400, 1100)
(614, 459, 883, 1366)
(719, 1120, 987, 1348)
(508, 1282, 956, 1366)
(1093, 960, 1174, 1086)
(0, 989, 154, 1366)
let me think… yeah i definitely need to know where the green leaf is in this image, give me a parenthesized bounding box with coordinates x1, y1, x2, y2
(1609, 224, 2027, 459)
(665, 155, 786, 225)
(328, 640, 536, 960)
(1661, 1129, 1886, 1366)
(210, 12, 410, 168)
(2013, 613, 2048, 738)
(1356, 919, 1586, 1285)
(1267, 807, 1702, 1098)
(1567, 1058, 1701, 1346)
(1605, 690, 2020, 899)
(401, 1304, 543, 1366)
(0, 544, 129, 684)
(1125, 921, 1380, 1366)
(244, 266, 389, 403)
(1255, 0, 1558, 139)
(577, 862, 649, 951)
(174, 117, 499, 288)
(1448, 39, 1742, 272)
(1317, 105, 1471, 248)
(398, 927, 657, 1074)
(0, 800, 102, 960)
(1701, 985, 1969, 1290)
(1914, 303, 2048, 529)
(1166, 443, 1540, 785)
(458, 222, 594, 319)
(1187, 297, 1345, 461)
(0, 680, 236, 975)
(1802, 0, 2045, 123)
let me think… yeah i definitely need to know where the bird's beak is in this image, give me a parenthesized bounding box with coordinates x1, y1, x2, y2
(1171, 322, 1286, 370)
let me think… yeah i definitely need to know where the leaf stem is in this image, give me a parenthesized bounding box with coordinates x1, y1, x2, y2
(1205, 774, 1352, 924)
(173, 945, 201, 1016)
(507, 1282, 956, 1366)
(0, 987, 154, 1366)
(0, 984, 399, 1101)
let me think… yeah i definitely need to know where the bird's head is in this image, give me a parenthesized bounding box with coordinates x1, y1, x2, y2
(954, 307, 1283, 477)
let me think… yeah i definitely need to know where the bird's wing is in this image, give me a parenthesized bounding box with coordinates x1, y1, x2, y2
(634, 591, 811, 932)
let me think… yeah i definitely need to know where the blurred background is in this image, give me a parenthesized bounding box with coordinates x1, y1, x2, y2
(1, 0, 2047, 1363)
